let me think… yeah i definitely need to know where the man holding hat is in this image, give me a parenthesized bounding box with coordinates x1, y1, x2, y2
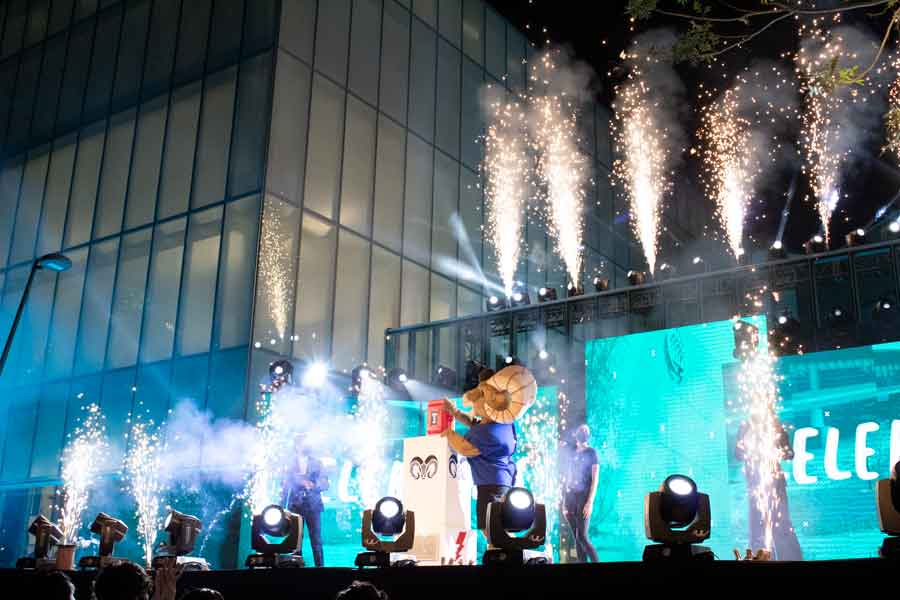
(442, 365, 536, 540)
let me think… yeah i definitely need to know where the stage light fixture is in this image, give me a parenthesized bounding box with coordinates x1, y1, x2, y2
(592, 277, 610, 292)
(303, 361, 328, 388)
(268, 359, 293, 391)
(16, 515, 63, 569)
(846, 228, 866, 247)
(433, 365, 458, 389)
(768, 241, 787, 260)
(246, 504, 304, 568)
(567, 282, 583, 297)
(890, 220, 900, 234)
(486, 295, 508, 312)
(538, 349, 549, 360)
(152, 509, 208, 571)
(643, 474, 712, 561)
(79, 513, 128, 569)
(804, 234, 826, 254)
(356, 496, 416, 568)
(387, 367, 408, 390)
(876, 461, 900, 557)
(483, 487, 547, 565)
(627, 270, 646, 286)
(510, 291, 530, 308)
(656, 263, 677, 280)
(537, 287, 557, 302)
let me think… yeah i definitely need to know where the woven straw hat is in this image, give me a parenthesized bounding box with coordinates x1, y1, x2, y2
(480, 365, 537, 424)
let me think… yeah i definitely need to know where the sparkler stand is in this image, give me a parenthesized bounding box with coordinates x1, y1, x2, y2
(55, 545, 75, 571)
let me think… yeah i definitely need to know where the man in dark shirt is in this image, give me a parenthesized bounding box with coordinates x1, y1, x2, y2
(563, 424, 599, 562)
(281, 434, 329, 566)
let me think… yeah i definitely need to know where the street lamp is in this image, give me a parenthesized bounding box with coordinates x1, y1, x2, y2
(0, 253, 72, 376)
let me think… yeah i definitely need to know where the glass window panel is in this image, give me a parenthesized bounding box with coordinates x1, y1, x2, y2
(457, 283, 481, 317)
(462, 0, 483, 64)
(367, 246, 400, 368)
(64, 119, 105, 247)
(314, 0, 351, 84)
(293, 211, 336, 361)
(379, 0, 409, 123)
(0, 268, 27, 383)
(252, 196, 300, 355)
(173, 0, 211, 86)
(596, 104, 612, 167)
(484, 6, 504, 80)
(36, 134, 77, 256)
(206, 0, 243, 73)
(24, 0, 50, 46)
(506, 27, 525, 91)
(74, 238, 119, 375)
(10, 147, 50, 265)
(44, 247, 89, 379)
(279, 0, 316, 64)
(6, 47, 42, 153)
(439, 0, 461, 46)
(55, 18, 93, 132)
(170, 353, 208, 414)
(267, 52, 310, 206)
(1, 0, 27, 59)
(74, 0, 98, 20)
(207, 347, 246, 419)
(303, 74, 345, 219)
(192, 66, 236, 208)
(111, 0, 151, 112)
(372, 114, 405, 252)
(158, 81, 202, 219)
(82, 5, 122, 125)
(340, 96, 376, 235)
(99, 367, 136, 466)
(7, 268, 56, 386)
(177, 207, 223, 356)
(413, 0, 436, 26)
(31, 33, 67, 143)
(125, 95, 167, 229)
(216, 194, 259, 349)
(400, 259, 428, 326)
(141, 0, 179, 99)
(140, 217, 186, 363)
(228, 52, 273, 198)
(460, 56, 483, 169)
(243, 0, 278, 56)
(107, 228, 151, 368)
(402, 134, 432, 266)
(348, 0, 382, 105)
(430, 272, 456, 321)
(436, 39, 460, 158)
(409, 19, 436, 141)
(134, 360, 171, 434)
(0, 156, 24, 268)
(459, 165, 482, 280)
(331, 230, 370, 370)
(0, 56, 19, 148)
(0, 388, 38, 481)
(49, 0, 75, 35)
(94, 108, 136, 238)
(432, 151, 458, 274)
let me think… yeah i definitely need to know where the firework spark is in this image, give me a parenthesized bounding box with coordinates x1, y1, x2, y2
(484, 95, 529, 297)
(245, 387, 292, 515)
(124, 418, 166, 566)
(530, 54, 588, 288)
(612, 52, 672, 275)
(258, 199, 295, 343)
(698, 87, 758, 259)
(351, 373, 389, 509)
(58, 403, 109, 545)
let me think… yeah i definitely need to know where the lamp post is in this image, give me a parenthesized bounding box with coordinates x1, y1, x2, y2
(0, 252, 72, 377)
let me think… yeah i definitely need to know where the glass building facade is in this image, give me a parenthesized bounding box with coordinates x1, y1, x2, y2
(0, 0, 625, 566)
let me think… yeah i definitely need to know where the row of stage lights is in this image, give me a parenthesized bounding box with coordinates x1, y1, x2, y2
(19, 462, 900, 568)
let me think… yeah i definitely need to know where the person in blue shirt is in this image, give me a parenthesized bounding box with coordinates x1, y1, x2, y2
(442, 367, 529, 539)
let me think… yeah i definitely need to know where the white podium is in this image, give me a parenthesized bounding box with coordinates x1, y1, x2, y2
(402, 435, 476, 564)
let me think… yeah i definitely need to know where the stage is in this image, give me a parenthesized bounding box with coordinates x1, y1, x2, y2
(2, 559, 892, 598)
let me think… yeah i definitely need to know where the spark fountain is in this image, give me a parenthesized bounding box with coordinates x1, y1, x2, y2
(124, 418, 167, 567)
(484, 93, 529, 297)
(530, 53, 588, 289)
(258, 199, 295, 346)
(698, 86, 758, 260)
(351, 373, 389, 509)
(245, 385, 295, 515)
(58, 403, 109, 546)
(612, 51, 672, 275)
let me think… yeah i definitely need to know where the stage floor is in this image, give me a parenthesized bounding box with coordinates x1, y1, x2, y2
(2, 559, 893, 598)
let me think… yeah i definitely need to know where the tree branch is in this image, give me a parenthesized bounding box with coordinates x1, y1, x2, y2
(701, 11, 795, 60)
(768, 0, 893, 15)
(654, 7, 783, 23)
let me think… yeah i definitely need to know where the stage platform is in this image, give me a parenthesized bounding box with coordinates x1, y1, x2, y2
(2, 559, 893, 598)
